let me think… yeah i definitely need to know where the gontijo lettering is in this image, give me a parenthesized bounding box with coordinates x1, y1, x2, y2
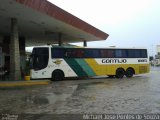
(102, 59, 127, 63)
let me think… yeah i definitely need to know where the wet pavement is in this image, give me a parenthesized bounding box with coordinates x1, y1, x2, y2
(0, 66, 160, 114)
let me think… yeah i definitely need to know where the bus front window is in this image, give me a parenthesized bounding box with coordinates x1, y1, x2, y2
(31, 48, 49, 70)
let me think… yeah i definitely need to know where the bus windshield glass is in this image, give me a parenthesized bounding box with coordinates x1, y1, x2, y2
(30, 47, 49, 70)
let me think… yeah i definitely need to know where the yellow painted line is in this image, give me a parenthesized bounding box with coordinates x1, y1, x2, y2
(0, 81, 51, 87)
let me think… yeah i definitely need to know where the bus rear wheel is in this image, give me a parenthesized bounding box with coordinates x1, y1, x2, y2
(52, 70, 64, 81)
(115, 68, 125, 78)
(125, 68, 134, 78)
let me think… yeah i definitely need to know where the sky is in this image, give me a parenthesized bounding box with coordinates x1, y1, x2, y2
(46, 0, 160, 56)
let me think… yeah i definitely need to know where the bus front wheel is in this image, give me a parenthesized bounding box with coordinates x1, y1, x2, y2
(52, 70, 64, 81)
(125, 68, 134, 78)
(115, 68, 125, 78)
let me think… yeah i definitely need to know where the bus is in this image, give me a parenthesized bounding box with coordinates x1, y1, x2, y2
(29, 45, 150, 80)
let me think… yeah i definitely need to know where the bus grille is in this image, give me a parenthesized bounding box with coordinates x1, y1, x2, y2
(139, 66, 148, 73)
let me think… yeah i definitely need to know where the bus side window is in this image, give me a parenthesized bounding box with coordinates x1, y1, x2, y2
(127, 50, 135, 58)
(101, 49, 115, 58)
(115, 50, 122, 58)
(92, 49, 100, 58)
(135, 50, 141, 58)
(104, 49, 115, 58)
(84, 49, 100, 58)
(65, 49, 71, 58)
(52, 48, 64, 58)
(115, 49, 127, 58)
(64, 49, 85, 58)
(85, 49, 92, 58)
(100, 50, 105, 58)
(76, 49, 84, 58)
(141, 49, 147, 58)
(128, 49, 142, 58)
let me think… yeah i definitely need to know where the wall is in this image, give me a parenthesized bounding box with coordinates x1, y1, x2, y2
(0, 36, 26, 71)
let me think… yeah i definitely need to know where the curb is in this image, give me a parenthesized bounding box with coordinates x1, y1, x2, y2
(0, 80, 51, 87)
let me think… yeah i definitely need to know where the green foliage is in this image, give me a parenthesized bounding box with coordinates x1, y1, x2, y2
(25, 60, 30, 76)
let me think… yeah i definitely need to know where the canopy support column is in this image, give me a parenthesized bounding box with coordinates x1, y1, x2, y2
(83, 40, 87, 47)
(10, 18, 21, 80)
(58, 33, 62, 46)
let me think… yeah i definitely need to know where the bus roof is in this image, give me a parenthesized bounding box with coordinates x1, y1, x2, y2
(33, 45, 147, 50)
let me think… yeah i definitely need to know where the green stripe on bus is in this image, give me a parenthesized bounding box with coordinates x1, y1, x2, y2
(64, 58, 88, 77)
(62, 46, 96, 77)
(75, 59, 96, 76)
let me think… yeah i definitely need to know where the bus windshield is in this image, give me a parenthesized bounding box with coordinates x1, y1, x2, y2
(30, 47, 49, 70)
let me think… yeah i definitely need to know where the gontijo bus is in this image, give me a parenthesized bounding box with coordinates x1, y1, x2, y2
(29, 45, 150, 80)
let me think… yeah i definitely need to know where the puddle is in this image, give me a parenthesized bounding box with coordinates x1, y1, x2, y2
(34, 97, 49, 105)
(24, 96, 49, 105)
(24, 93, 71, 105)
(46, 93, 71, 104)
(76, 82, 103, 90)
(76, 82, 111, 91)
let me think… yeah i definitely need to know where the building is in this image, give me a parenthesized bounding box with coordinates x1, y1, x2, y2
(155, 45, 160, 59)
(153, 45, 160, 66)
(0, 0, 108, 80)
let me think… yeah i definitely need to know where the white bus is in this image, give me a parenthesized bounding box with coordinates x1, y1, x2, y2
(29, 45, 150, 80)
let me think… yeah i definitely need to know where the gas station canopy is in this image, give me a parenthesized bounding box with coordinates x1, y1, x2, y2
(0, 0, 109, 46)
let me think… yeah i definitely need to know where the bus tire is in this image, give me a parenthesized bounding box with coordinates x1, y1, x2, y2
(125, 68, 134, 78)
(115, 68, 125, 78)
(52, 70, 64, 81)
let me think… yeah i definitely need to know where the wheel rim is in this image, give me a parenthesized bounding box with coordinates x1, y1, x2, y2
(52, 70, 64, 80)
(126, 69, 133, 78)
(116, 69, 124, 78)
